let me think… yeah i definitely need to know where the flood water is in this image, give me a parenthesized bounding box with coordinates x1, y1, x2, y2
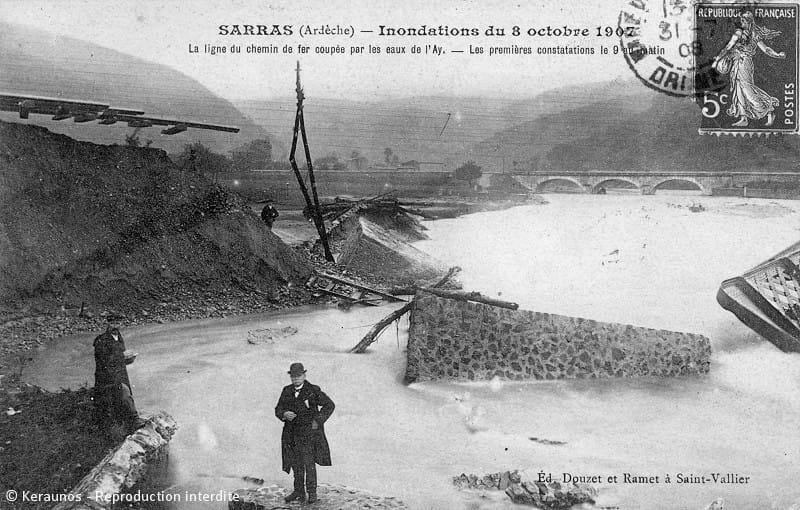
(24, 193, 800, 510)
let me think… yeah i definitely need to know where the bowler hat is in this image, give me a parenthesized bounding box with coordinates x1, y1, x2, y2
(288, 362, 306, 376)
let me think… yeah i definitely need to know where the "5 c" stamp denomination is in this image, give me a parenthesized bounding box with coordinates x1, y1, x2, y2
(695, 1, 798, 135)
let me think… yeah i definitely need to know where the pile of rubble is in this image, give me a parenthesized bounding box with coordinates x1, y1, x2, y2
(453, 470, 597, 509)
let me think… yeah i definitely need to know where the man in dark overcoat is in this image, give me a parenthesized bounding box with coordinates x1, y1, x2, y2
(261, 202, 279, 229)
(275, 362, 335, 504)
(93, 325, 139, 432)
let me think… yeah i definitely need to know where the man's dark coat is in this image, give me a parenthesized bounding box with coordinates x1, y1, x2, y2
(93, 330, 131, 389)
(274, 381, 335, 473)
(261, 205, 279, 224)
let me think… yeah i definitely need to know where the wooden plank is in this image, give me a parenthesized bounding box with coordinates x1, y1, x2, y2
(316, 286, 368, 303)
(316, 272, 406, 302)
(419, 287, 519, 310)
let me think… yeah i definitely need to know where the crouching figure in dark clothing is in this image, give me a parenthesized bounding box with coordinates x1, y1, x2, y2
(275, 362, 335, 504)
(93, 325, 140, 433)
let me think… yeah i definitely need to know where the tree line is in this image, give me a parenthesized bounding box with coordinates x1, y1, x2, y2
(144, 134, 483, 186)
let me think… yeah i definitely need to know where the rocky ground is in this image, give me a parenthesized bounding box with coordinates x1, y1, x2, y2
(230, 484, 408, 510)
(0, 380, 118, 510)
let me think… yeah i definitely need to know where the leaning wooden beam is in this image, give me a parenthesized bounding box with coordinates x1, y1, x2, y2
(326, 203, 366, 235)
(350, 267, 460, 353)
(348, 301, 414, 354)
(389, 266, 462, 295)
(363, 189, 397, 204)
(430, 266, 462, 288)
(288, 74, 319, 245)
(298, 109, 334, 261)
(291, 61, 334, 262)
(419, 287, 519, 310)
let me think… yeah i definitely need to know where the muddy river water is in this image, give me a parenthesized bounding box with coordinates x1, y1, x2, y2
(25, 194, 800, 510)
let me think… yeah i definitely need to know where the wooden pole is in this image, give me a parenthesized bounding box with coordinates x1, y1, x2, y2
(348, 302, 413, 354)
(289, 61, 334, 261)
(389, 266, 462, 295)
(298, 109, 334, 261)
(289, 113, 318, 232)
(418, 287, 519, 309)
(289, 77, 314, 218)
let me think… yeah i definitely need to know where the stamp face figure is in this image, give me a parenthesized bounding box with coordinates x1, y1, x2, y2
(695, 2, 798, 134)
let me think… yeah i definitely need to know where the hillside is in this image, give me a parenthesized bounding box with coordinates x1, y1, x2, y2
(0, 120, 310, 313)
(475, 90, 800, 173)
(234, 79, 654, 171)
(236, 80, 800, 175)
(0, 22, 266, 154)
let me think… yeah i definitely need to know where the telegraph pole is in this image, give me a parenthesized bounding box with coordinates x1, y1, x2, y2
(289, 61, 334, 261)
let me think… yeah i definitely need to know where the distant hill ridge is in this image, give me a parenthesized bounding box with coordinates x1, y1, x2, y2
(234, 80, 655, 171)
(477, 94, 800, 174)
(238, 80, 799, 175)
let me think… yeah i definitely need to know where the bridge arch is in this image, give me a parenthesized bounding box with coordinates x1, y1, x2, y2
(651, 178, 704, 194)
(535, 177, 585, 193)
(592, 178, 640, 193)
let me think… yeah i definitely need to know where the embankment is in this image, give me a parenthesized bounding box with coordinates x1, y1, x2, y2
(0, 120, 315, 370)
(0, 120, 310, 313)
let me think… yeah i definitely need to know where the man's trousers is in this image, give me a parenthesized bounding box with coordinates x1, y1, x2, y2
(290, 438, 317, 495)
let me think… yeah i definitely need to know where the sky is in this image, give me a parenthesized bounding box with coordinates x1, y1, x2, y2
(0, 0, 637, 101)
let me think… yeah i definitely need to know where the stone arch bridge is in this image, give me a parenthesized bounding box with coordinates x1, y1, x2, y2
(508, 171, 800, 195)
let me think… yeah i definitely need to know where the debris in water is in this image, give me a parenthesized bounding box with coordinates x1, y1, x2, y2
(246, 326, 298, 345)
(528, 437, 567, 446)
(307, 272, 404, 307)
(242, 476, 265, 485)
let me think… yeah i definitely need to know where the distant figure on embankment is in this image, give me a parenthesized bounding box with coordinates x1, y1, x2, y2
(93, 324, 143, 434)
(261, 201, 279, 229)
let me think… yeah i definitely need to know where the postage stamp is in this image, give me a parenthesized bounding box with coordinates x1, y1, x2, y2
(694, 1, 799, 134)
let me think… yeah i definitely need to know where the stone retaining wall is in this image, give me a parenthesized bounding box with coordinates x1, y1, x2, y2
(406, 294, 711, 382)
(53, 411, 178, 510)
